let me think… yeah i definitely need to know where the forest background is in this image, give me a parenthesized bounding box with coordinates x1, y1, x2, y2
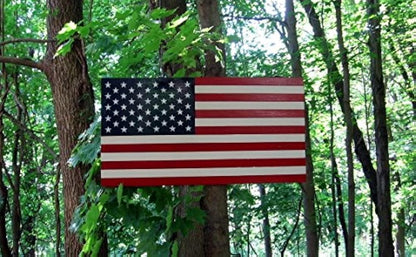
(0, 0, 414, 256)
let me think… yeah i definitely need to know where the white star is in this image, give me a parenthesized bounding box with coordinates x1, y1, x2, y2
(161, 110, 167, 115)
(113, 121, 119, 127)
(137, 93, 143, 99)
(137, 82, 142, 88)
(121, 82, 127, 88)
(169, 115, 175, 121)
(113, 99, 119, 105)
(177, 87, 182, 93)
(138, 104, 143, 110)
(113, 110, 119, 116)
(105, 104, 111, 110)
(153, 104, 159, 110)
(145, 109, 151, 115)
(177, 120, 183, 126)
(121, 115, 127, 121)
(129, 98, 135, 104)
(161, 88, 167, 93)
(145, 98, 151, 104)
(129, 87, 134, 93)
(169, 126, 176, 132)
(121, 127, 127, 133)
(169, 104, 175, 110)
(105, 82, 111, 88)
(113, 88, 119, 93)
(153, 126, 160, 132)
(153, 93, 159, 98)
(145, 88, 151, 93)
(177, 109, 183, 115)
(138, 126, 143, 132)
(161, 99, 167, 104)
(145, 120, 151, 126)
(185, 103, 191, 109)
(138, 115, 143, 121)
(105, 115, 111, 122)
(105, 127, 111, 133)
(177, 98, 183, 104)
(153, 115, 159, 121)
(153, 82, 158, 87)
(169, 93, 175, 98)
(129, 121, 135, 127)
(185, 81, 190, 87)
(129, 109, 135, 116)
(105, 93, 111, 99)
(185, 93, 191, 98)
(185, 114, 191, 120)
(121, 93, 127, 99)
(169, 81, 175, 88)
(185, 126, 191, 131)
(121, 104, 127, 110)
(161, 120, 167, 126)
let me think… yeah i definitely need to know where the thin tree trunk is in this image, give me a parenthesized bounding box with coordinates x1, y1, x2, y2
(329, 81, 340, 257)
(284, 0, 319, 255)
(298, 0, 378, 213)
(0, 5, 11, 252)
(393, 171, 405, 257)
(366, 0, 394, 256)
(258, 184, 272, 257)
(11, 72, 23, 257)
(334, 1, 355, 256)
(280, 197, 302, 257)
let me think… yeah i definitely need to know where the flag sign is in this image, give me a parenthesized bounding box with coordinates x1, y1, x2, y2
(101, 77, 306, 186)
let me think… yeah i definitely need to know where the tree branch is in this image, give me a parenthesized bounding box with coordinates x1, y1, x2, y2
(3, 111, 58, 160)
(0, 38, 54, 46)
(0, 56, 44, 71)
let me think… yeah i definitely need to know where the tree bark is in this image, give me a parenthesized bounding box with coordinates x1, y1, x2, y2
(196, 1, 230, 256)
(44, 0, 96, 255)
(284, 0, 319, 256)
(366, 0, 394, 256)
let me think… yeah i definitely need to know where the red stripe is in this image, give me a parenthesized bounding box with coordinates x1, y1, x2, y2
(195, 93, 304, 102)
(101, 142, 305, 153)
(195, 77, 303, 86)
(101, 174, 306, 186)
(102, 158, 306, 169)
(196, 110, 305, 118)
(195, 126, 305, 134)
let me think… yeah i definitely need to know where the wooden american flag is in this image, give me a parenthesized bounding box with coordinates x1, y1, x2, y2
(100, 77, 306, 186)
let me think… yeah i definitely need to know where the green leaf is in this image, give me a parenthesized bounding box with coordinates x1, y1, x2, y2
(168, 14, 189, 29)
(165, 205, 173, 234)
(171, 240, 179, 257)
(117, 184, 124, 206)
(150, 8, 176, 20)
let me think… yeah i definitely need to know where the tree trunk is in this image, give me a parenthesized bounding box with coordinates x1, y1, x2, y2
(366, 0, 394, 256)
(197, 1, 230, 257)
(44, 0, 96, 255)
(258, 184, 272, 257)
(284, 0, 319, 256)
(334, 1, 355, 256)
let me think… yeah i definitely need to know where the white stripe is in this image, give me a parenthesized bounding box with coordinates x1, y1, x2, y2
(195, 101, 304, 110)
(101, 134, 305, 144)
(101, 166, 306, 178)
(101, 150, 305, 161)
(195, 118, 305, 126)
(195, 86, 304, 94)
